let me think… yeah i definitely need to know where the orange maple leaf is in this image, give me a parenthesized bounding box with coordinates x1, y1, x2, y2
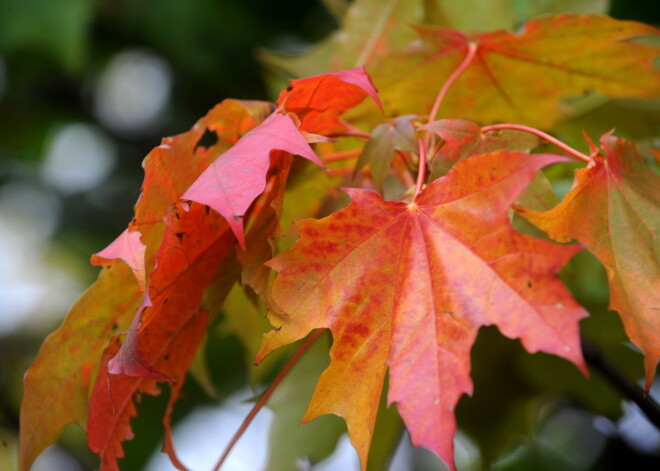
(518, 134, 660, 392)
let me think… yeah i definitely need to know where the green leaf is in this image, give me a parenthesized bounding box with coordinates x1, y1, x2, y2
(354, 115, 417, 191)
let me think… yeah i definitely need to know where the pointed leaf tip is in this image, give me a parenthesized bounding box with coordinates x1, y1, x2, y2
(92, 229, 147, 292)
(326, 66, 383, 112)
(277, 67, 383, 134)
(181, 113, 321, 244)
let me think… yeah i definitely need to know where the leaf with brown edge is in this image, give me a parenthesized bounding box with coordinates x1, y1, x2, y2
(88, 202, 240, 469)
(517, 135, 660, 392)
(181, 112, 323, 249)
(276, 66, 383, 134)
(19, 262, 141, 471)
(369, 15, 660, 128)
(256, 151, 587, 471)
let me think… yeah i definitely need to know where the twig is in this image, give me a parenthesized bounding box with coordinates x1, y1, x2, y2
(211, 330, 325, 471)
(581, 337, 660, 430)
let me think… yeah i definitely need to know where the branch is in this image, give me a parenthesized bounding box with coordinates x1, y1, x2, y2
(581, 337, 660, 430)
(211, 329, 325, 471)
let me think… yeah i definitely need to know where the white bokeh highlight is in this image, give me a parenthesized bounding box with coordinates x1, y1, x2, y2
(94, 50, 172, 135)
(41, 123, 116, 194)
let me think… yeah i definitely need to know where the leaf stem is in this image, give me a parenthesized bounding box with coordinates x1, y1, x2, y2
(421, 42, 477, 181)
(414, 138, 427, 197)
(481, 123, 591, 163)
(326, 130, 372, 140)
(211, 329, 325, 471)
(428, 42, 478, 124)
(323, 149, 362, 162)
(581, 337, 660, 430)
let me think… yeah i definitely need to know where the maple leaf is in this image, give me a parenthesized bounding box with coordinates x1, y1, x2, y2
(181, 112, 323, 249)
(88, 202, 240, 470)
(368, 15, 660, 127)
(517, 135, 660, 392)
(257, 151, 587, 470)
(88, 310, 208, 471)
(276, 66, 383, 134)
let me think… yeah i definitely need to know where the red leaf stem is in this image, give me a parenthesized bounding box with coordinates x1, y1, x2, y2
(482, 124, 591, 163)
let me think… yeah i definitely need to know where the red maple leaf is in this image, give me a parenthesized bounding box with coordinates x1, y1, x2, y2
(257, 151, 587, 470)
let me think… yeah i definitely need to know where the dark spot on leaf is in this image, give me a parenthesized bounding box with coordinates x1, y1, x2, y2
(527, 281, 532, 288)
(164, 298, 169, 304)
(106, 265, 111, 269)
(164, 354, 170, 360)
(286, 85, 293, 91)
(175, 232, 185, 243)
(205, 206, 210, 215)
(233, 215, 242, 221)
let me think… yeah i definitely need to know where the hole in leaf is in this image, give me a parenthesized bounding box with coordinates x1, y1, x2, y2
(196, 129, 218, 150)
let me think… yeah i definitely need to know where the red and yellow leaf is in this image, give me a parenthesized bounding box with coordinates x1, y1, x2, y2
(370, 15, 659, 127)
(88, 308, 207, 471)
(19, 262, 141, 471)
(257, 151, 587, 470)
(19, 99, 270, 470)
(88, 202, 240, 469)
(517, 135, 660, 391)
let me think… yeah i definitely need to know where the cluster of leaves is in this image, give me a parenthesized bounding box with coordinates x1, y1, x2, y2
(20, 6, 659, 471)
